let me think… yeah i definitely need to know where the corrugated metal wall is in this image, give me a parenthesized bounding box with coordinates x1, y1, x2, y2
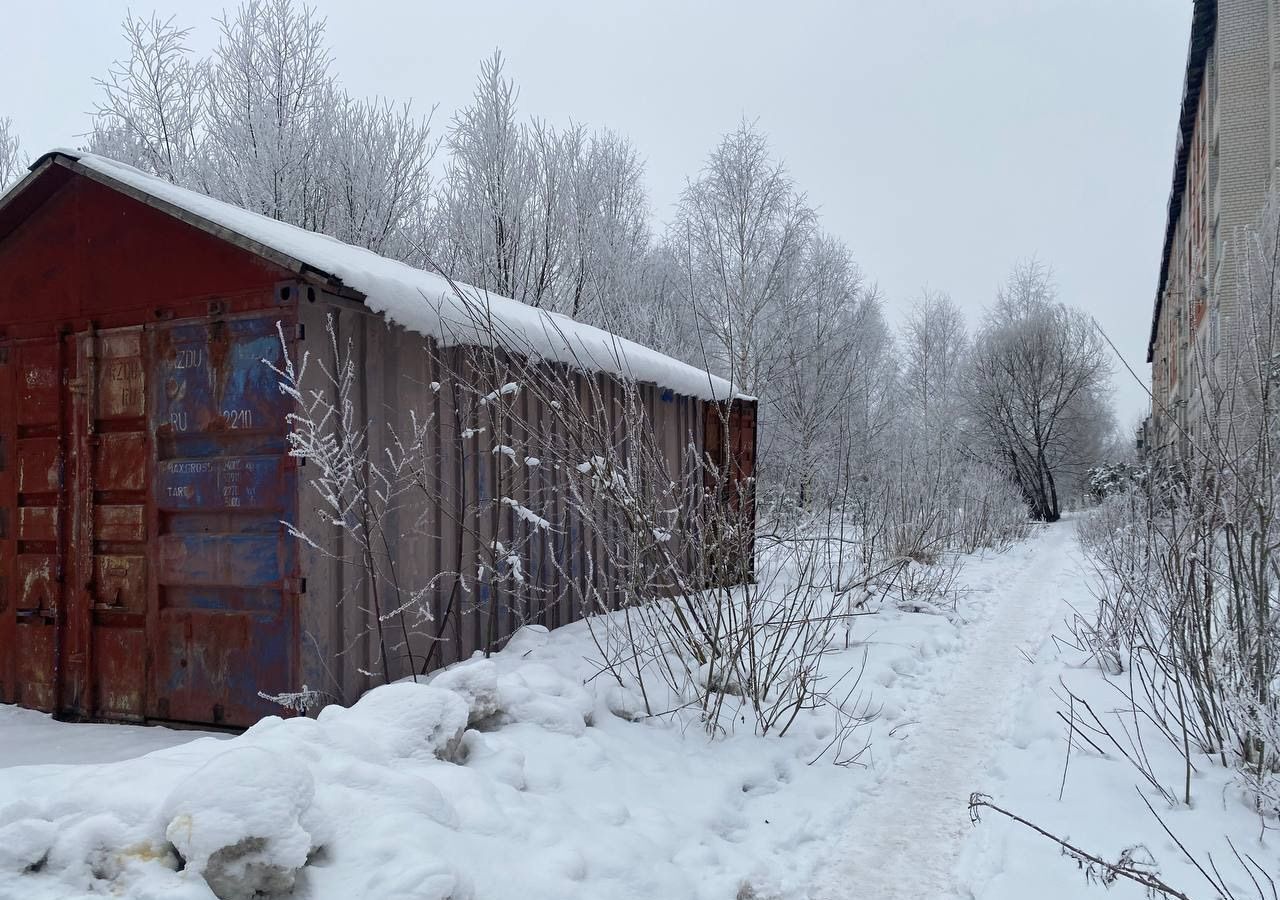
(295, 294, 719, 705)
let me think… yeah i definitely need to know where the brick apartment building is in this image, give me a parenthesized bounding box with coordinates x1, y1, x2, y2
(1146, 0, 1279, 455)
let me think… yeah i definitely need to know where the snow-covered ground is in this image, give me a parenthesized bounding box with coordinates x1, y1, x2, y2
(0, 707, 228, 769)
(953, 536, 1277, 900)
(811, 516, 1078, 899)
(0, 521, 1271, 899)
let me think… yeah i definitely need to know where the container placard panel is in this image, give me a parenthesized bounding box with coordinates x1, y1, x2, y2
(157, 534, 284, 588)
(158, 456, 288, 512)
(154, 317, 290, 439)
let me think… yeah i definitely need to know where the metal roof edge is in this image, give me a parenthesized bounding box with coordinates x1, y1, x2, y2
(0, 155, 60, 224)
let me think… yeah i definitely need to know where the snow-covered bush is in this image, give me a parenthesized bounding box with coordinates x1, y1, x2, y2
(1085, 461, 1146, 502)
(570, 454, 873, 740)
(1079, 460, 1280, 815)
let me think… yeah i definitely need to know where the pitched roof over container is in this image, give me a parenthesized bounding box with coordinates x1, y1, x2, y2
(4, 151, 741, 401)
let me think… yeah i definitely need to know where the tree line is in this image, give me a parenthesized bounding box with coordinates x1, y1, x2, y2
(0, 0, 1117, 527)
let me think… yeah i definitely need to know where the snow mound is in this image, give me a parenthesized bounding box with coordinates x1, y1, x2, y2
(162, 746, 315, 900)
(494, 662, 594, 736)
(320, 681, 470, 763)
(0, 817, 56, 873)
(504, 624, 550, 654)
(425, 654, 592, 736)
(429, 659, 502, 726)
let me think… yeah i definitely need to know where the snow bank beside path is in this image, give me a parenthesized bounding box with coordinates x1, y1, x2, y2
(953, 522, 1275, 900)
(0, 705, 227, 769)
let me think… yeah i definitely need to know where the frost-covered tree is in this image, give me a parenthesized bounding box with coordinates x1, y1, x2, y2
(669, 120, 815, 397)
(625, 243, 702, 360)
(840, 283, 900, 464)
(901, 290, 968, 446)
(889, 293, 1025, 559)
(966, 261, 1112, 521)
(560, 125, 652, 327)
(435, 52, 549, 306)
(86, 1, 437, 256)
(769, 234, 870, 503)
(0, 117, 24, 190)
(318, 95, 438, 257)
(88, 13, 204, 184)
(434, 52, 654, 329)
(782, 255, 898, 498)
(202, 0, 334, 227)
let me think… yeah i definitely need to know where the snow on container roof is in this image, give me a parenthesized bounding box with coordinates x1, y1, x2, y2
(24, 150, 740, 402)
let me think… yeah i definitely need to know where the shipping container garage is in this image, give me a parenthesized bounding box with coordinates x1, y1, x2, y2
(0, 151, 756, 730)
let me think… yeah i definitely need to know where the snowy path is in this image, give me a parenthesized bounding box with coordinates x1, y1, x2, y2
(811, 522, 1078, 900)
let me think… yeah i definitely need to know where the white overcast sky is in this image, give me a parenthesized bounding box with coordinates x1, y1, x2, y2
(1, 1, 1191, 426)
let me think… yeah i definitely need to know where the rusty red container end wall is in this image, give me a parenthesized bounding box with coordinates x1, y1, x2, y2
(0, 165, 297, 728)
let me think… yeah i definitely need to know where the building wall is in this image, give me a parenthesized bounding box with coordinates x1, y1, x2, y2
(1151, 88, 1208, 454)
(1150, 0, 1278, 454)
(1215, 0, 1274, 311)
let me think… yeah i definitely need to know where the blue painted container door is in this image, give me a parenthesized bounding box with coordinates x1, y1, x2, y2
(150, 312, 298, 727)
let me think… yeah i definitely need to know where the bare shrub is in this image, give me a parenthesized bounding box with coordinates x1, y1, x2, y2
(1076, 187, 1280, 815)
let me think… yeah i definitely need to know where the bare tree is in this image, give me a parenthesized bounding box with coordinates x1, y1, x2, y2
(669, 120, 815, 397)
(966, 261, 1112, 521)
(769, 235, 869, 505)
(560, 125, 652, 328)
(88, 12, 204, 184)
(884, 290, 1028, 563)
(203, 0, 334, 227)
(0, 117, 24, 190)
(318, 95, 439, 256)
(435, 52, 656, 332)
(435, 51, 549, 306)
(901, 290, 968, 447)
(86, 1, 438, 257)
